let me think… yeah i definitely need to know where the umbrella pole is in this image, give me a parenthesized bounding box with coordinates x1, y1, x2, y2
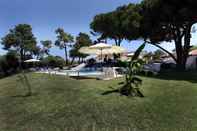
(101, 49, 103, 70)
(101, 49, 103, 62)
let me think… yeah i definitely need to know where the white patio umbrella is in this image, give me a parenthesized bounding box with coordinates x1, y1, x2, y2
(24, 59, 40, 70)
(24, 59, 40, 63)
(89, 43, 111, 61)
(101, 46, 126, 55)
(79, 47, 100, 55)
(79, 44, 127, 61)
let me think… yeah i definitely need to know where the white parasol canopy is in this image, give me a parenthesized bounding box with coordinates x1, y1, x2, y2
(24, 59, 40, 63)
(102, 46, 126, 55)
(89, 43, 111, 50)
(79, 43, 126, 62)
(79, 47, 100, 55)
(79, 45, 126, 55)
(82, 43, 111, 61)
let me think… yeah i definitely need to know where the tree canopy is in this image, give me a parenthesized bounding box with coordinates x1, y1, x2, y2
(70, 32, 92, 63)
(40, 40, 53, 57)
(1, 24, 37, 61)
(91, 0, 197, 70)
(55, 28, 74, 64)
(140, 0, 197, 70)
(90, 4, 142, 46)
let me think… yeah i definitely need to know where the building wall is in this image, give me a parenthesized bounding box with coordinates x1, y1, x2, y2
(186, 56, 197, 70)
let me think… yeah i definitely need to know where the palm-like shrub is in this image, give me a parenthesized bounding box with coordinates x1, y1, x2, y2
(119, 43, 146, 97)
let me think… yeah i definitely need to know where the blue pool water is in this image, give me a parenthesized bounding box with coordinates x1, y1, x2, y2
(62, 70, 103, 77)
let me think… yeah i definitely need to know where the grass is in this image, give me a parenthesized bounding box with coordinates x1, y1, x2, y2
(0, 72, 197, 131)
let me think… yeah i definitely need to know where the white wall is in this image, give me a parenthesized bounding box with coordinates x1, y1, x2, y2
(186, 56, 197, 70)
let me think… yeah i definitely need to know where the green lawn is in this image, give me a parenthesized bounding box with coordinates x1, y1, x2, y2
(0, 73, 197, 131)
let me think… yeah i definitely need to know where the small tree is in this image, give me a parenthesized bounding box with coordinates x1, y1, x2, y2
(42, 56, 65, 68)
(120, 43, 146, 97)
(55, 28, 74, 65)
(40, 40, 53, 58)
(5, 50, 19, 71)
(91, 12, 123, 46)
(70, 32, 92, 64)
(1, 24, 37, 62)
(102, 43, 146, 97)
(1, 24, 38, 96)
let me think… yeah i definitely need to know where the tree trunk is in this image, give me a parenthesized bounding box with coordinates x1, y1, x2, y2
(115, 39, 118, 46)
(20, 49, 24, 61)
(175, 24, 192, 71)
(114, 38, 122, 46)
(78, 57, 81, 64)
(183, 23, 192, 70)
(175, 32, 187, 71)
(19, 49, 25, 70)
(71, 57, 75, 65)
(117, 38, 122, 46)
(64, 46, 68, 65)
(82, 58, 84, 63)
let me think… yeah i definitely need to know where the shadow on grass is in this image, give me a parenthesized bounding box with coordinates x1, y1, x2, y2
(101, 86, 120, 95)
(141, 71, 197, 83)
(102, 89, 119, 95)
(11, 93, 39, 98)
(70, 76, 97, 80)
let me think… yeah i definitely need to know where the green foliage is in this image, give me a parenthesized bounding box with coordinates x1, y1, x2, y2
(190, 45, 197, 51)
(40, 40, 53, 57)
(140, 0, 197, 70)
(1, 24, 37, 61)
(0, 51, 19, 77)
(5, 50, 19, 68)
(116, 60, 129, 68)
(55, 28, 74, 64)
(90, 4, 142, 46)
(0, 55, 8, 77)
(91, 0, 197, 70)
(70, 32, 92, 61)
(42, 55, 65, 68)
(120, 43, 146, 97)
(55, 28, 74, 49)
(75, 32, 92, 48)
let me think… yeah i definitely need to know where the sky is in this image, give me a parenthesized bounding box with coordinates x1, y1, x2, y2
(0, 0, 197, 58)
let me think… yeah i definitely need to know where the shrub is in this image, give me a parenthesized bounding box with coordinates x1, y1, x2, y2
(0, 51, 19, 77)
(116, 60, 129, 67)
(42, 56, 65, 68)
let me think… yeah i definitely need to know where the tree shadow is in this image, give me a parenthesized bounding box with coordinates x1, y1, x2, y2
(11, 93, 39, 98)
(70, 76, 96, 80)
(101, 85, 121, 95)
(101, 89, 119, 95)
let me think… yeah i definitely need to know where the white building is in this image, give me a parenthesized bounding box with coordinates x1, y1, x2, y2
(186, 50, 197, 70)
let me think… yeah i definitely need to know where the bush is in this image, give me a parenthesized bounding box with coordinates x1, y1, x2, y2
(42, 56, 65, 68)
(116, 60, 129, 67)
(0, 51, 19, 77)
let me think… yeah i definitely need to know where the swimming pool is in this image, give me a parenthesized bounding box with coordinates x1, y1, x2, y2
(62, 70, 103, 77)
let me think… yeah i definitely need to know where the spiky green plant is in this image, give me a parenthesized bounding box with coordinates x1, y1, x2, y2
(119, 43, 146, 97)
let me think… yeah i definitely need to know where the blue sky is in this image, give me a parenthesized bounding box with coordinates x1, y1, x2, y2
(0, 0, 197, 57)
